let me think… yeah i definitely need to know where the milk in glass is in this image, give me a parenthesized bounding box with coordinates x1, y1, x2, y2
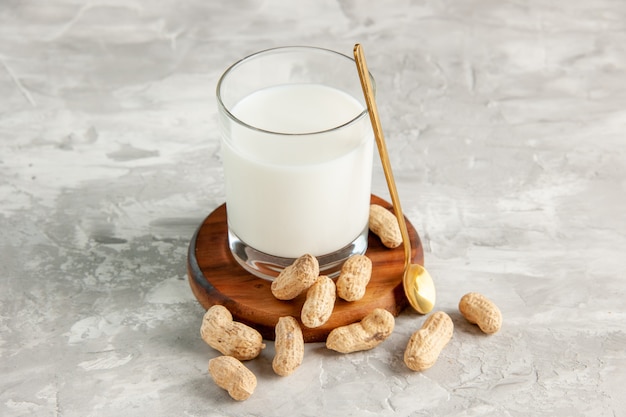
(221, 83, 373, 258)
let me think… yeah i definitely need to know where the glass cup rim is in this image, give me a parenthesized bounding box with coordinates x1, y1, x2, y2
(216, 45, 374, 137)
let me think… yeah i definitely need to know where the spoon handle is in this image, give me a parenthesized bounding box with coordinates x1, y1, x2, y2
(354, 44, 411, 269)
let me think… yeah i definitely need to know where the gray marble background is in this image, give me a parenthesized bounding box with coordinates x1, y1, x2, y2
(1, 1, 625, 416)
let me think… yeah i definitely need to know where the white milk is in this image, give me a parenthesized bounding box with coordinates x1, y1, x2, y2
(221, 83, 373, 258)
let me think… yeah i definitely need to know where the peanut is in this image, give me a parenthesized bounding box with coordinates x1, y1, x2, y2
(271, 254, 319, 300)
(208, 355, 257, 401)
(301, 275, 336, 328)
(326, 308, 394, 353)
(404, 311, 453, 371)
(272, 316, 304, 376)
(201, 305, 266, 361)
(369, 204, 402, 248)
(336, 254, 372, 302)
(459, 292, 502, 334)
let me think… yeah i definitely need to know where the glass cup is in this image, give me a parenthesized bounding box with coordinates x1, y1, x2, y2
(217, 46, 374, 280)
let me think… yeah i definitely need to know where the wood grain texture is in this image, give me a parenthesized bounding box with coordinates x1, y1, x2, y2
(187, 195, 424, 342)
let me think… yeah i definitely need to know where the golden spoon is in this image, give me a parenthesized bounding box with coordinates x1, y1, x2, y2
(354, 43, 436, 314)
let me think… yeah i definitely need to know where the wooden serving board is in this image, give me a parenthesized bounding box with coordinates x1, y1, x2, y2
(187, 195, 424, 343)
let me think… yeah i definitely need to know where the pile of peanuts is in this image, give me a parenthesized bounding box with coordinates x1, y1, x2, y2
(202, 204, 503, 401)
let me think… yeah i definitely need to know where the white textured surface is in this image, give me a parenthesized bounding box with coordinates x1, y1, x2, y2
(1, 1, 625, 416)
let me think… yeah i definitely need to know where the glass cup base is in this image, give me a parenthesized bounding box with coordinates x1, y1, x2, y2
(228, 227, 369, 281)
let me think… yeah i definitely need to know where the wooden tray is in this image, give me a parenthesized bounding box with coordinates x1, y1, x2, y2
(187, 195, 424, 343)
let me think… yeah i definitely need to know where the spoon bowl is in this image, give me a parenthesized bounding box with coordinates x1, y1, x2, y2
(354, 44, 436, 314)
(404, 264, 436, 314)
